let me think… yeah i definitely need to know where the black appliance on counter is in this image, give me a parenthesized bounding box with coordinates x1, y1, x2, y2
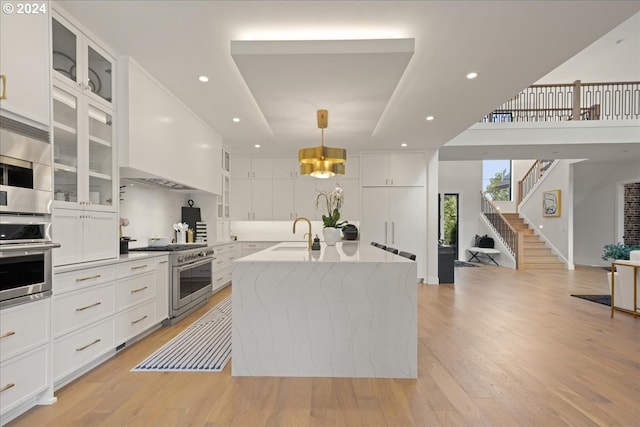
(342, 224, 358, 240)
(130, 243, 214, 324)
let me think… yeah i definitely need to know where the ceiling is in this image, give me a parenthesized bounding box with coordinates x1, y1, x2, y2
(57, 1, 640, 161)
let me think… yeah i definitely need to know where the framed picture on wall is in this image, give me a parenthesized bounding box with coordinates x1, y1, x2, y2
(542, 189, 561, 217)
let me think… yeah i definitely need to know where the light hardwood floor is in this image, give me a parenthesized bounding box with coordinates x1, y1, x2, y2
(8, 265, 640, 426)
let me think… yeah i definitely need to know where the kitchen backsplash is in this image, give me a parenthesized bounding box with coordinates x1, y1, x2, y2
(119, 183, 217, 246)
(230, 220, 360, 242)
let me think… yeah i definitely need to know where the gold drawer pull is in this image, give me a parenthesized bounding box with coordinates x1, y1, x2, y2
(131, 315, 148, 325)
(76, 274, 101, 282)
(216, 277, 223, 282)
(216, 260, 224, 265)
(159, 261, 168, 264)
(131, 264, 148, 270)
(229, 257, 235, 260)
(76, 338, 101, 352)
(0, 75, 6, 100)
(76, 302, 101, 311)
(0, 383, 15, 393)
(0, 331, 16, 339)
(131, 286, 148, 294)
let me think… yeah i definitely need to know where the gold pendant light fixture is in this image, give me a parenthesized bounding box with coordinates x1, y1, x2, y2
(299, 109, 346, 179)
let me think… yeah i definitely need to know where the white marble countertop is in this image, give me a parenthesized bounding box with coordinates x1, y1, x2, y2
(54, 251, 169, 274)
(236, 241, 412, 263)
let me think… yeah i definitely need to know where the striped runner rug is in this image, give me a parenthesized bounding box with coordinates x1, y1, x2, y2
(132, 295, 231, 372)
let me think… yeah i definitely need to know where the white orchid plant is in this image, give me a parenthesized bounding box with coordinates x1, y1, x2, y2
(315, 185, 347, 229)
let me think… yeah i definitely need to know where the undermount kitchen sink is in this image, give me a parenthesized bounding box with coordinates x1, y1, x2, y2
(271, 246, 308, 252)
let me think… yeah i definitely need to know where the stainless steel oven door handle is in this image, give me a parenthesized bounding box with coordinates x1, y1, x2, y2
(176, 257, 214, 272)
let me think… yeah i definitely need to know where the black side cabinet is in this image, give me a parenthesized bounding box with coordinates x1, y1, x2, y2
(438, 245, 455, 284)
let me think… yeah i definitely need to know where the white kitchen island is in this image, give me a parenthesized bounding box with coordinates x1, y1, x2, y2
(232, 241, 417, 378)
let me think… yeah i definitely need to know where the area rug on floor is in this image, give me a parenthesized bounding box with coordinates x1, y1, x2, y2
(132, 295, 231, 372)
(570, 294, 611, 307)
(454, 260, 481, 267)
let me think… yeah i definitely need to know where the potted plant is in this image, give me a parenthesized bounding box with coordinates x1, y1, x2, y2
(602, 242, 640, 261)
(602, 242, 640, 294)
(315, 185, 347, 245)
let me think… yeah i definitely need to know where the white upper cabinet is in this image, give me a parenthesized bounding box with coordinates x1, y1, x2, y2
(232, 157, 273, 180)
(361, 153, 425, 187)
(52, 13, 115, 107)
(272, 157, 299, 179)
(0, 1, 50, 126)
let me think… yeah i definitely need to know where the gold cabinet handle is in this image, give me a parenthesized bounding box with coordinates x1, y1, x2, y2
(76, 302, 101, 311)
(131, 264, 148, 270)
(229, 256, 235, 260)
(76, 338, 101, 352)
(159, 261, 168, 264)
(0, 331, 16, 339)
(131, 315, 148, 325)
(131, 286, 148, 294)
(0, 383, 15, 393)
(216, 260, 224, 265)
(216, 277, 223, 282)
(76, 274, 101, 282)
(0, 75, 6, 100)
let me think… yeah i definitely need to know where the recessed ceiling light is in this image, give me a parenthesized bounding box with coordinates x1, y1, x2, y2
(254, 144, 261, 148)
(425, 116, 434, 121)
(466, 72, 478, 80)
(198, 75, 209, 82)
(232, 117, 240, 123)
(401, 143, 408, 147)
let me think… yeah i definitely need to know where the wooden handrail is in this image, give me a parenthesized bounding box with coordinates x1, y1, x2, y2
(480, 192, 524, 269)
(481, 192, 519, 235)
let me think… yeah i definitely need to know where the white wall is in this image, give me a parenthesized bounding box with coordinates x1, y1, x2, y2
(438, 159, 483, 260)
(119, 184, 218, 247)
(573, 159, 640, 266)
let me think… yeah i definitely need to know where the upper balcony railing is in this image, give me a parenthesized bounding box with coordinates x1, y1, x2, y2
(482, 80, 640, 123)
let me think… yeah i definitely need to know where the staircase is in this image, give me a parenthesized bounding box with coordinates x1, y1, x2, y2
(502, 213, 565, 270)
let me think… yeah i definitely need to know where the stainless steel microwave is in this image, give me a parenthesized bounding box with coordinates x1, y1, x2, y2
(0, 116, 52, 215)
(0, 243, 58, 308)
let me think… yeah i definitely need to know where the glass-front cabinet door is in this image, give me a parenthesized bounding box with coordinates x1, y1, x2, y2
(52, 86, 79, 203)
(87, 102, 113, 207)
(52, 14, 114, 107)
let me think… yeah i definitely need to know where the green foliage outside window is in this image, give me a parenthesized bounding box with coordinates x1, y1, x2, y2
(485, 168, 510, 201)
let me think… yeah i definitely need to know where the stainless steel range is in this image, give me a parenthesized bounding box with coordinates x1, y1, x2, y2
(130, 244, 214, 324)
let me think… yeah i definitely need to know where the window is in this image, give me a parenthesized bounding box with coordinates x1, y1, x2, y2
(483, 160, 511, 201)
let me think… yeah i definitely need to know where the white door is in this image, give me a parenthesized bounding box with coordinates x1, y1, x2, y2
(272, 180, 294, 220)
(83, 211, 117, 262)
(360, 187, 390, 245)
(251, 180, 273, 220)
(360, 154, 389, 187)
(52, 209, 84, 266)
(389, 153, 425, 186)
(390, 187, 425, 278)
(229, 179, 251, 220)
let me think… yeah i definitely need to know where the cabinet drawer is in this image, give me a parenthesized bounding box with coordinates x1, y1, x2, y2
(53, 284, 115, 337)
(54, 265, 115, 293)
(0, 346, 49, 415)
(115, 272, 156, 310)
(115, 300, 155, 346)
(213, 266, 232, 291)
(0, 300, 49, 362)
(54, 318, 114, 382)
(213, 256, 228, 270)
(115, 259, 158, 279)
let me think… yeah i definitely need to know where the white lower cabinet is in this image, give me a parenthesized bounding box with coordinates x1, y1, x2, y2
(0, 299, 52, 422)
(212, 242, 239, 291)
(241, 242, 277, 257)
(52, 255, 168, 388)
(115, 300, 156, 346)
(0, 347, 50, 417)
(53, 317, 115, 382)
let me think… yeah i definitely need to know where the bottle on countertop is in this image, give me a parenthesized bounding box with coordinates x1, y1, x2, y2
(187, 229, 194, 243)
(312, 234, 321, 251)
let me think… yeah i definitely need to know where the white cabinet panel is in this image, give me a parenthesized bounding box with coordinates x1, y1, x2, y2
(0, 299, 49, 362)
(272, 179, 294, 220)
(251, 180, 273, 220)
(54, 317, 114, 382)
(83, 211, 118, 262)
(54, 265, 115, 294)
(335, 179, 359, 223)
(0, 346, 49, 416)
(231, 157, 272, 180)
(53, 283, 115, 337)
(232, 157, 252, 179)
(360, 187, 389, 244)
(115, 300, 155, 346)
(361, 153, 424, 187)
(230, 179, 251, 220)
(294, 179, 317, 220)
(114, 272, 156, 311)
(155, 258, 169, 323)
(0, 3, 50, 126)
(272, 157, 298, 179)
(52, 209, 84, 265)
